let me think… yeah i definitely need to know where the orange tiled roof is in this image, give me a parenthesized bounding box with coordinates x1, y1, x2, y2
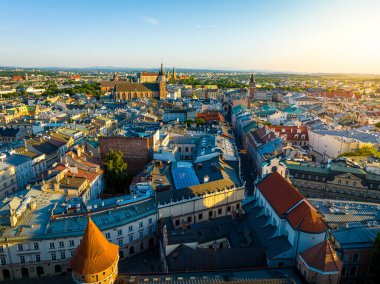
(300, 240, 343, 272)
(257, 172, 304, 216)
(286, 201, 326, 234)
(71, 217, 119, 275)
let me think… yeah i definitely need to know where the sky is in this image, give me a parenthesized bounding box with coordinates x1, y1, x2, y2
(0, 0, 380, 73)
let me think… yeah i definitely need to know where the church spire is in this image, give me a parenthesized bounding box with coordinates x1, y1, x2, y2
(159, 61, 165, 76)
(250, 73, 255, 84)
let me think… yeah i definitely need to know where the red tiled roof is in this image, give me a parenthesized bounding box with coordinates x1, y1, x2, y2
(67, 168, 99, 183)
(197, 112, 225, 122)
(286, 201, 326, 233)
(300, 240, 343, 272)
(269, 126, 309, 142)
(257, 172, 304, 216)
(71, 217, 119, 275)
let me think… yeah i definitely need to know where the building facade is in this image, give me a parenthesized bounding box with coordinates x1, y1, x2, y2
(285, 159, 380, 203)
(0, 192, 157, 281)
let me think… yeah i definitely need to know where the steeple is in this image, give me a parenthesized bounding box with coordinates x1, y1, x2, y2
(250, 73, 255, 84)
(113, 72, 119, 81)
(157, 61, 167, 99)
(248, 73, 256, 100)
(159, 61, 165, 76)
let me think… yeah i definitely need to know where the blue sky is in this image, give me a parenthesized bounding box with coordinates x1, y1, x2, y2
(0, 0, 379, 73)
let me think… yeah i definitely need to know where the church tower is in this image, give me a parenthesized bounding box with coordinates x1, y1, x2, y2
(112, 72, 119, 81)
(71, 217, 119, 284)
(248, 73, 256, 100)
(172, 67, 177, 80)
(158, 62, 167, 99)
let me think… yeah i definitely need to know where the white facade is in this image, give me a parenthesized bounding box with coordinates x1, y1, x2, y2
(255, 185, 327, 266)
(308, 130, 374, 162)
(158, 186, 245, 228)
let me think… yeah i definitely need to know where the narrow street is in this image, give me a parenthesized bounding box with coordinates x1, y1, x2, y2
(225, 107, 257, 196)
(230, 124, 257, 196)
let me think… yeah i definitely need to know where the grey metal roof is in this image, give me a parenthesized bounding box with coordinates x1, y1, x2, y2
(0, 189, 157, 243)
(309, 199, 380, 225)
(311, 129, 380, 144)
(120, 268, 300, 283)
(171, 161, 200, 190)
(333, 225, 380, 249)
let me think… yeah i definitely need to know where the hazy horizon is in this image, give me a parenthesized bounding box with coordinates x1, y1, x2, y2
(1, 0, 380, 74)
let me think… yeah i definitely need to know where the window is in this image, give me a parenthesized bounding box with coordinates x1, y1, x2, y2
(128, 225, 133, 232)
(117, 229, 122, 236)
(353, 254, 360, 263)
(49, 242, 55, 249)
(69, 240, 74, 247)
(198, 213, 203, 220)
(35, 254, 40, 262)
(218, 208, 222, 215)
(106, 232, 111, 239)
(34, 243, 39, 250)
(148, 218, 153, 224)
(51, 253, 56, 260)
(0, 257, 5, 265)
(236, 204, 240, 209)
(139, 221, 143, 228)
(18, 244, 23, 251)
(342, 266, 347, 276)
(148, 226, 153, 235)
(349, 266, 358, 277)
(129, 235, 134, 243)
(139, 231, 144, 239)
(118, 239, 123, 246)
(227, 206, 231, 212)
(187, 216, 192, 223)
(175, 219, 180, 226)
(60, 252, 65, 259)
(71, 251, 75, 257)
(20, 255, 25, 263)
(59, 241, 64, 248)
(209, 211, 213, 218)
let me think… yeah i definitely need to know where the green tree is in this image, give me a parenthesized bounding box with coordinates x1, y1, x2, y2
(375, 122, 380, 129)
(194, 117, 206, 126)
(104, 150, 129, 194)
(185, 119, 193, 127)
(373, 232, 380, 276)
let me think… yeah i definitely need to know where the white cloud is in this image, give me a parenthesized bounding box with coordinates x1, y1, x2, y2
(140, 16, 160, 26)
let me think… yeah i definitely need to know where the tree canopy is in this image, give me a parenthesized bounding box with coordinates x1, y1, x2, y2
(104, 150, 129, 194)
(340, 146, 380, 158)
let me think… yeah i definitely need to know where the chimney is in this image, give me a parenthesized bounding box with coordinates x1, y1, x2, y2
(53, 182, 60, 191)
(30, 199, 37, 210)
